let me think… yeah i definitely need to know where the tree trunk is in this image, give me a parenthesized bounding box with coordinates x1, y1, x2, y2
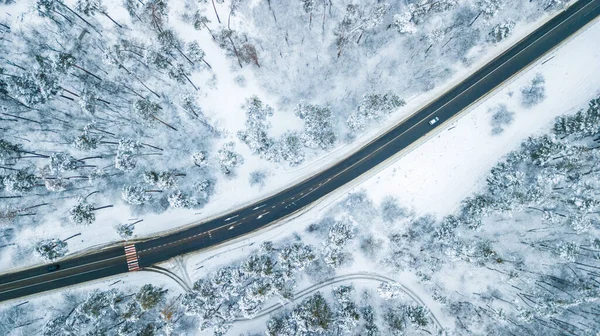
(84, 190, 99, 201)
(211, 0, 221, 23)
(64, 233, 82, 241)
(60, 3, 102, 36)
(92, 204, 114, 211)
(227, 35, 243, 68)
(141, 143, 164, 151)
(151, 115, 178, 131)
(73, 64, 103, 81)
(102, 12, 123, 28)
(469, 11, 481, 27)
(202, 22, 216, 40)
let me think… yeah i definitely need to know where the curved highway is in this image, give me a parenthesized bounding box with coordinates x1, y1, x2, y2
(1, 0, 600, 303)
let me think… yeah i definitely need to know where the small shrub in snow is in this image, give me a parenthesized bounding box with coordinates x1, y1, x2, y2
(193, 178, 213, 194)
(520, 74, 546, 108)
(234, 74, 246, 87)
(380, 196, 407, 223)
(249, 170, 267, 187)
(323, 219, 355, 268)
(0, 227, 15, 246)
(44, 178, 69, 192)
(555, 241, 578, 261)
(360, 235, 383, 258)
(489, 104, 514, 135)
(47, 153, 79, 174)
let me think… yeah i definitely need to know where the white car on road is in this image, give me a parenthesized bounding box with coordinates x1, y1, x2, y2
(428, 117, 439, 125)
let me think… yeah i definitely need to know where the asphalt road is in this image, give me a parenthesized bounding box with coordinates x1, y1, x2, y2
(2, 0, 600, 303)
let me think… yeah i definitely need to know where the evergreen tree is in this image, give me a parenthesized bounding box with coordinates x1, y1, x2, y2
(294, 102, 337, 150)
(35, 238, 68, 261)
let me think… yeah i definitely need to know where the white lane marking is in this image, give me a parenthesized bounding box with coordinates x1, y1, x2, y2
(257, 212, 270, 219)
(252, 204, 266, 210)
(224, 215, 239, 221)
(0, 265, 119, 295)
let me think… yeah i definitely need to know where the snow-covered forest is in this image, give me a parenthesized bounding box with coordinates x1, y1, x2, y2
(0, 0, 571, 269)
(3, 93, 600, 335)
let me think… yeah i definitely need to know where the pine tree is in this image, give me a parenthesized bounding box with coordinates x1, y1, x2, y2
(136, 284, 167, 311)
(277, 132, 305, 166)
(122, 184, 152, 205)
(3, 169, 37, 194)
(488, 20, 515, 43)
(167, 190, 196, 208)
(333, 285, 360, 333)
(115, 138, 143, 171)
(217, 142, 243, 174)
(237, 96, 276, 160)
(68, 200, 96, 225)
(143, 171, 178, 189)
(0, 139, 22, 165)
(192, 151, 209, 167)
(35, 238, 68, 261)
(291, 292, 334, 334)
(294, 102, 337, 150)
